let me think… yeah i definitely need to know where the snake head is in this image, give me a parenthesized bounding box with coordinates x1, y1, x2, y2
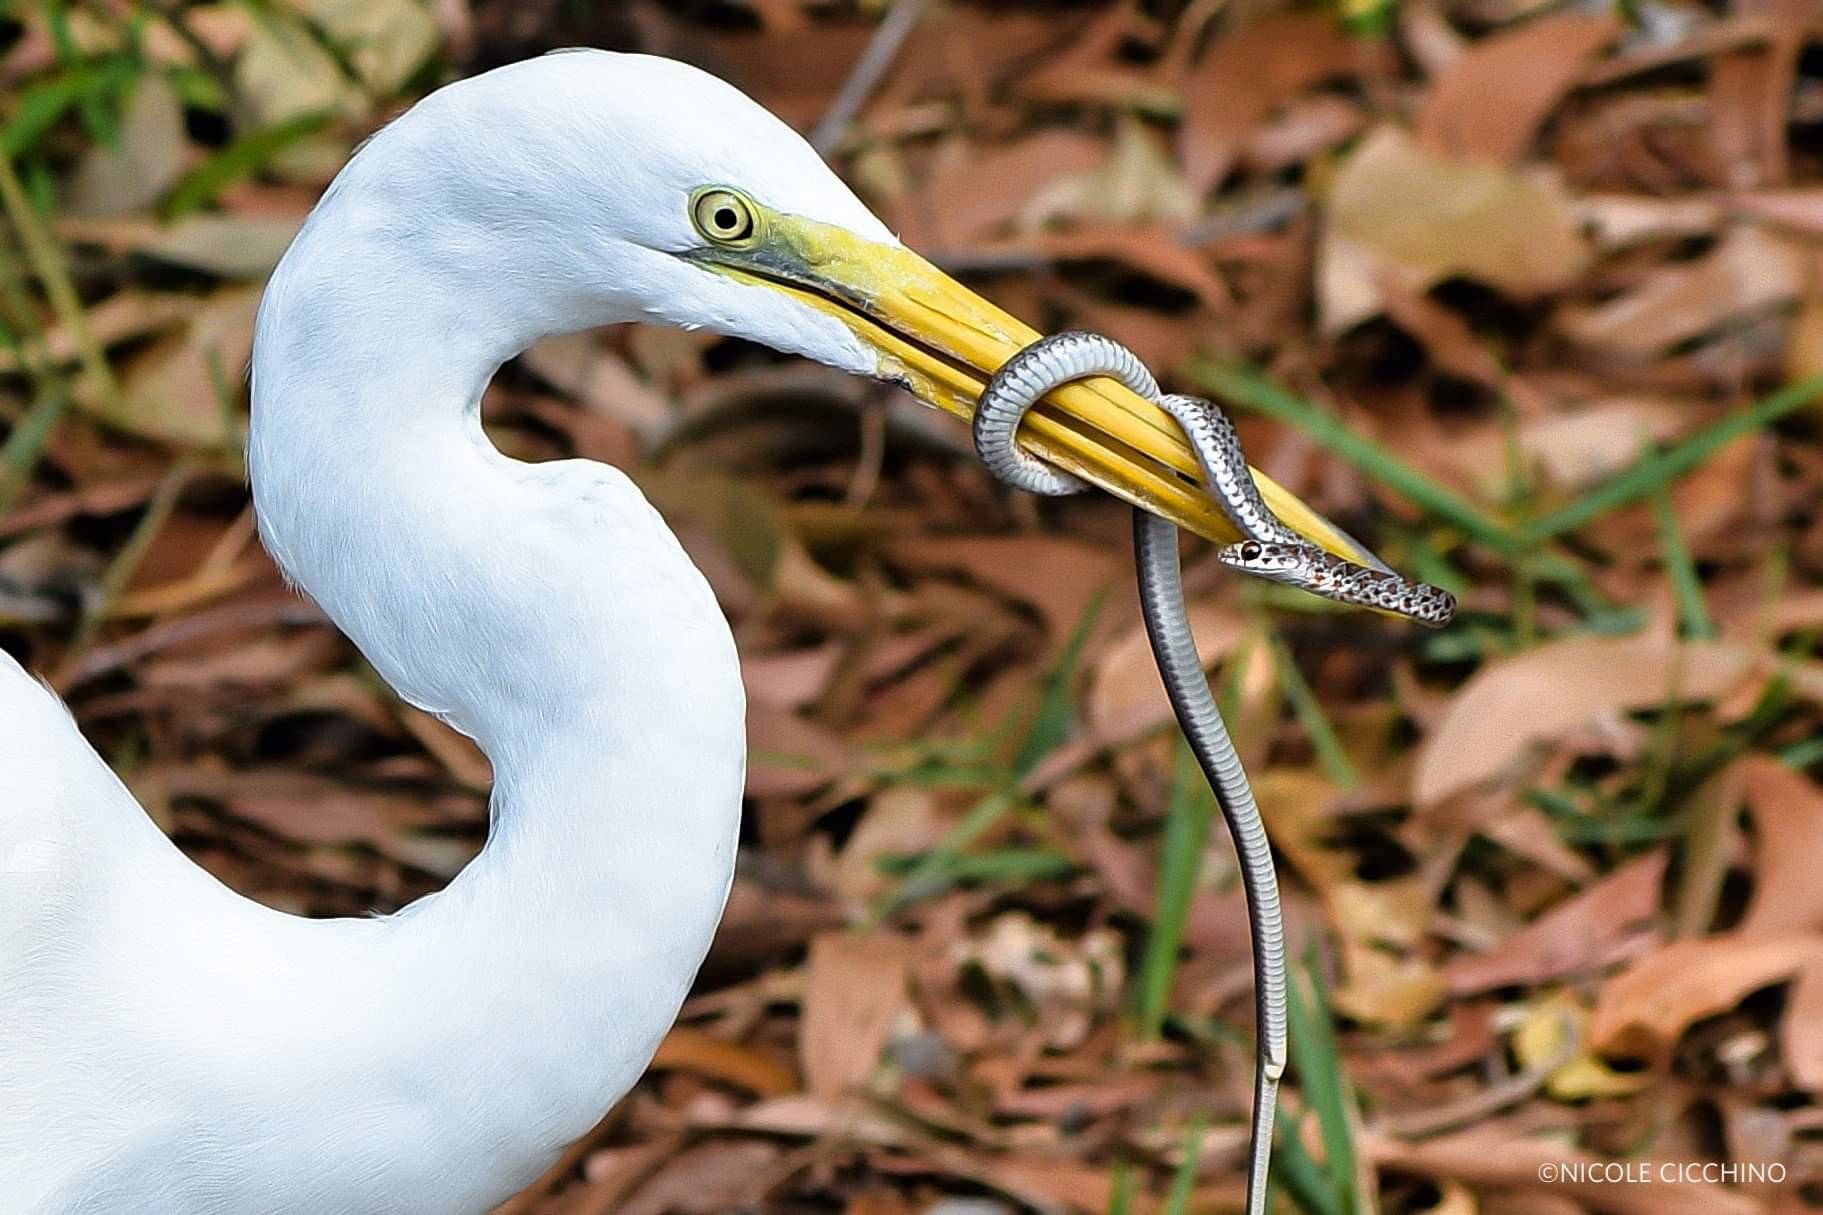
(1216, 540, 1457, 628)
(1216, 539, 1311, 584)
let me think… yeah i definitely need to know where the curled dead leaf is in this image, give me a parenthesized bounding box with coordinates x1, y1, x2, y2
(651, 1025, 797, 1097)
(1415, 634, 1760, 808)
(1557, 226, 1804, 357)
(1444, 851, 1666, 996)
(1589, 933, 1821, 1070)
(1416, 13, 1620, 165)
(801, 932, 911, 1105)
(1739, 758, 1823, 938)
(83, 286, 258, 447)
(1180, 12, 1357, 194)
(1322, 125, 1588, 331)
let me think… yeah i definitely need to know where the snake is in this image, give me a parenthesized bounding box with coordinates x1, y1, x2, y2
(972, 331, 1455, 1215)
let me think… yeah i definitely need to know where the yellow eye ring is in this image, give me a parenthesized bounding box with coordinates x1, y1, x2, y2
(690, 188, 757, 245)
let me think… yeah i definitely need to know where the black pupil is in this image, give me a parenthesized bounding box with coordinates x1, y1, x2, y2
(714, 207, 739, 231)
(1242, 542, 1261, 559)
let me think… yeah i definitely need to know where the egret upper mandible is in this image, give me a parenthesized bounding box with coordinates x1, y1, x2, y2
(0, 51, 1365, 1213)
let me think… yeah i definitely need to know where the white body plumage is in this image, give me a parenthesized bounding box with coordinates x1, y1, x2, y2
(1, 51, 898, 1213)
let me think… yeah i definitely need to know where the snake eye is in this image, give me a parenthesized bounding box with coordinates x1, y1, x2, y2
(691, 188, 757, 245)
(1239, 541, 1263, 561)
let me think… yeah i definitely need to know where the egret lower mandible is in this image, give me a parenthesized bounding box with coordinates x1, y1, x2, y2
(2, 51, 1367, 1213)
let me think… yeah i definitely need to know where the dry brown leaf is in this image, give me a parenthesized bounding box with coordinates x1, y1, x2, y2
(136, 630, 339, 691)
(1088, 599, 1244, 742)
(800, 932, 910, 1104)
(1589, 933, 1821, 1068)
(650, 1025, 797, 1097)
(899, 132, 1108, 248)
(884, 535, 1118, 644)
(397, 706, 493, 792)
(1788, 267, 1823, 384)
(1416, 13, 1620, 165)
(66, 72, 187, 217)
(1479, 801, 1598, 886)
(83, 286, 258, 447)
(1322, 126, 1588, 331)
(1024, 118, 1196, 228)
(618, 1140, 780, 1215)
(1557, 226, 1805, 357)
(63, 210, 301, 279)
(746, 702, 852, 798)
(238, 0, 437, 125)
(1420, 1181, 1481, 1215)
(1514, 397, 1689, 493)
(741, 644, 841, 711)
(141, 765, 477, 850)
(1732, 188, 1823, 237)
(698, 23, 872, 129)
(1180, 12, 1357, 194)
(1514, 990, 1648, 1100)
(952, 913, 1122, 1050)
(714, 1093, 908, 1144)
(41, 288, 193, 365)
(1781, 955, 1823, 1090)
(1020, 226, 1233, 307)
(1334, 938, 1446, 1027)
(1704, 0, 1812, 190)
(826, 786, 943, 905)
(1576, 194, 1725, 251)
(1444, 851, 1666, 996)
(1738, 759, 1823, 938)
(1244, 94, 1366, 177)
(1379, 282, 1507, 387)
(976, 1155, 1116, 1213)
(1414, 633, 1760, 808)
(842, 1191, 915, 1215)
(520, 332, 673, 439)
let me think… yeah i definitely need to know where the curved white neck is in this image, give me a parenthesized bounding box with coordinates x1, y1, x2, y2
(245, 192, 746, 1180)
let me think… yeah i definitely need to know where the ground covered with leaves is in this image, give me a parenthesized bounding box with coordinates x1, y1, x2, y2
(4, 1, 1823, 1212)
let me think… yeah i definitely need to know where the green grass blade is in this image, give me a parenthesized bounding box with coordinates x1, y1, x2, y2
(869, 789, 1013, 922)
(875, 846, 1074, 883)
(1522, 375, 1823, 543)
(1649, 475, 1715, 641)
(0, 143, 124, 418)
(1162, 1114, 1209, 1215)
(0, 391, 68, 519)
(1106, 1159, 1136, 1215)
(1274, 1112, 1348, 1215)
(1270, 632, 1359, 790)
(1287, 950, 1358, 1213)
(1186, 360, 1521, 555)
(2, 57, 141, 158)
(1135, 739, 1217, 1039)
(162, 110, 333, 219)
(1012, 590, 1103, 778)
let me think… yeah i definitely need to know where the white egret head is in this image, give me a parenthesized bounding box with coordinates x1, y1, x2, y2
(264, 49, 1372, 558)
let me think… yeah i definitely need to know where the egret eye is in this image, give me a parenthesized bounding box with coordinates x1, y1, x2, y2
(1239, 541, 1263, 561)
(691, 188, 756, 244)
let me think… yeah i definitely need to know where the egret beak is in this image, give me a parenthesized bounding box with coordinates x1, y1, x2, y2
(694, 210, 1378, 562)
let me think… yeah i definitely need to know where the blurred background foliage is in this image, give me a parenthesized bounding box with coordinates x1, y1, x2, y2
(3, 0, 1823, 1212)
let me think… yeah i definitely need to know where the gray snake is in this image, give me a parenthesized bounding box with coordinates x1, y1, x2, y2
(972, 332, 1455, 1215)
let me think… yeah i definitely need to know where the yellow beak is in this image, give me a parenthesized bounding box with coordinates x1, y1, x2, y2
(701, 211, 1378, 563)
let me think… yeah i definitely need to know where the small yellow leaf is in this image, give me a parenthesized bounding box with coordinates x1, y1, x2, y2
(1514, 990, 1648, 1100)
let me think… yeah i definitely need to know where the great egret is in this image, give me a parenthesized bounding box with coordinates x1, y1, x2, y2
(1, 51, 1378, 1213)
